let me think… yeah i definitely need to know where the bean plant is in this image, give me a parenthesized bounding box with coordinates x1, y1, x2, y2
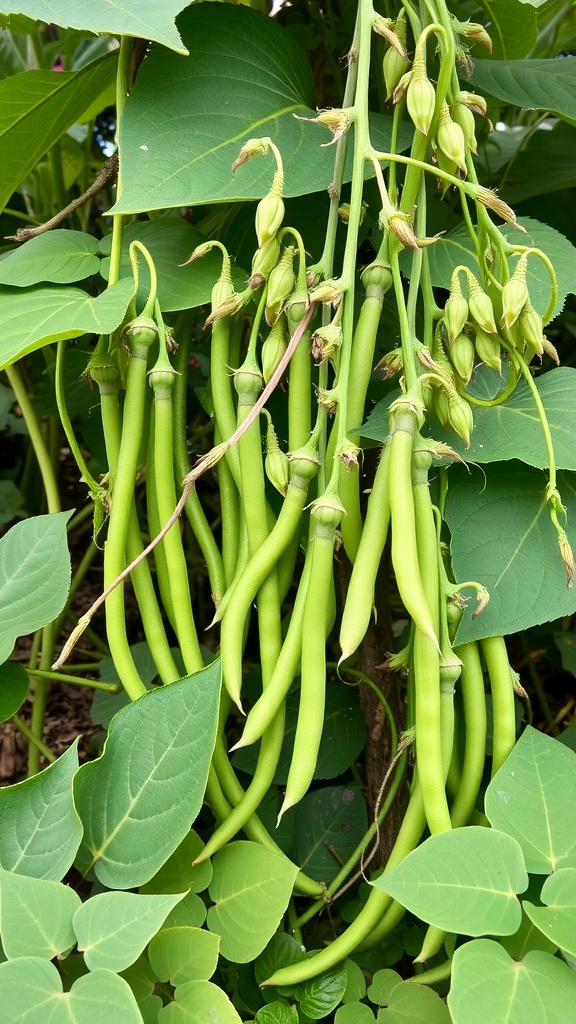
(0, 0, 576, 1021)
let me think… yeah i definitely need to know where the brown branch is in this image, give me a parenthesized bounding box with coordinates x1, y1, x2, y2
(5, 152, 119, 243)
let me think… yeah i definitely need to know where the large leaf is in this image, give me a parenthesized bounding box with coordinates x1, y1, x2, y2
(423, 217, 576, 320)
(206, 842, 299, 963)
(524, 867, 576, 957)
(0, 230, 101, 287)
(485, 726, 576, 874)
(158, 979, 242, 1024)
(0, 278, 134, 369)
(294, 962, 348, 1020)
(476, 0, 537, 60)
(502, 121, 576, 204)
(0, 660, 28, 722)
(0, 957, 144, 1024)
(445, 462, 576, 644)
(0, 740, 82, 879)
(148, 926, 220, 985)
(372, 827, 527, 937)
(0, 868, 81, 960)
(292, 785, 368, 883)
(114, 3, 411, 214)
(98, 219, 246, 312)
(73, 661, 221, 889)
(0, 512, 73, 665)
(0, 0, 190, 53)
(73, 891, 186, 973)
(470, 56, 576, 123)
(139, 830, 212, 896)
(0, 55, 117, 213)
(376, 981, 451, 1023)
(448, 940, 576, 1024)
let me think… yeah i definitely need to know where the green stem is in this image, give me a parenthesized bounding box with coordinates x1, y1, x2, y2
(12, 714, 56, 764)
(5, 364, 60, 514)
(25, 668, 119, 692)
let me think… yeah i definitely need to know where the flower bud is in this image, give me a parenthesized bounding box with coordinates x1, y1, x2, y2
(474, 187, 521, 230)
(249, 236, 280, 291)
(205, 291, 246, 326)
(231, 137, 270, 174)
(361, 259, 393, 294)
(435, 146, 459, 196)
(446, 594, 465, 640)
(447, 394, 473, 447)
(558, 530, 575, 589)
(450, 332, 475, 383)
(261, 318, 288, 383)
(211, 271, 234, 311)
(264, 417, 289, 496)
(472, 587, 490, 619)
(382, 9, 410, 100)
(467, 275, 497, 333)
(308, 280, 343, 306)
(297, 108, 352, 145)
(444, 284, 469, 343)
(265, 246, 295, 325)
(392, 68, 412, 104)
(457, 90, 488, 118)
(452, 100, 477, 155)
(474, 328, 501, 372)
(455, 20, 493, 52)
(311, 320, 342, 364)
(542, 336, 560, 365)
(255, 186, 285, 248)
(373, 16, 408, 59)
(501, 276, 529, 330)
(406, 69, 436, 135)
(437, 103, 467, 173)
(285, 289, 309, 326)
(518, 303, 544, 356)
(374, 347, 403, 379)
(381, 210, 418, 249)
(433, 387, 450, 428)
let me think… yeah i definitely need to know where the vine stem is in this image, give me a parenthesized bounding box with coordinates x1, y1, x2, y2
(5, 364, 60, 514)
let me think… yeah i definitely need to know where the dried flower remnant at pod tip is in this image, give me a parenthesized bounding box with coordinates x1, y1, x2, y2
(294, 107, 353, 146)
(383, 8, 409, 101)
(372, 16, 408, 59)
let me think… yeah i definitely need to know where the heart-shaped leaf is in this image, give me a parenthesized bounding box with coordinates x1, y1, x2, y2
(448, 940, 576, 1024)
(0, 231, 101, 287)
(335, 1004, 375, 1024)
(446, 463, 576, 644)
(524, 867, 576, 956)
(0, 278, 134, 369)
(114, 3, 411, 214)
(373, 827, 528, 937)
(0, 0, 189, 53)
(74, 660, 221, 889)
(158, 979, 242, 1023)
(0, 957, 144, 1023)
(207, 842, 299, 963)
(376, 981, 451, 1023)
(148, 926, 220, 985)
(0, 512, 73, 664)
(0, 740, 82, 879)
(485, 726, 576, 873)
(73, 891, 187, 973)
(367, 970, 403, 1006)
(0, 660, 28, 722)
(159, 891, 207, 930)
(140, 831, 212, 896)
(0, 868, 81, 959)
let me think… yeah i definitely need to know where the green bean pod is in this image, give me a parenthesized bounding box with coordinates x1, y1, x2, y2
(450, 641, 487, 826)
(280, 494, 343, 817)
(480, 634, 517, 775)
(339, 444, 391, 663)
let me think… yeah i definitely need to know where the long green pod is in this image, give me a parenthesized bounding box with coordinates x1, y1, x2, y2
(279, 494, 343, 817)
(149, 367, 204, 675)
(387, 407, 439, 647)
(451, 641, 487, 826)
(221, 448, 319, 708)
(103, 320, 159, 700)
(214, 425, 242, 590)
(172, 334, 226, 607)
(287, 313, 312, 452)
(480, 634, 517, 775)
(145, 413, 176, 632)
(339, 443, 391, 663)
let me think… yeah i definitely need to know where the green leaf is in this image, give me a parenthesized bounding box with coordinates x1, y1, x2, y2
(91, 641, 159, 729)
(342, 959, 367, 1003)
(0, 511, 73, 663)
(291, 785, 368, 883)
(73, 661, 221, 889)
(554, 631, 576, 677)
(140, 831, 212, 896)
(99, 219, 246, 312)
(254, 932, 307, 994)
(448, 940, 576, 1024)
(73, 891, 187, 973)
(0, 740, 82, 879)
(0, 480, 24, 526)
(160, 891, 207, 930)
(0, 660, 28, 722)
(524, 867, 576, 956)
(114, 4, 410, 214)
(206, 842, 299, 963)
(423, 217, 575, 320)
(376, 982, 451, 1023)
(0, 868, 81, 959)
(499, 905, 558, 960)
(502, 122, 576, 205)
(0, 55, 117, 213)
(0, 231, 101, 287)
(335, 1005, 375, 1024)
(372, 826, 527, 937)
(470, 56, 576, 122)
(445, 463, 576, 644)
(367, 970, 403, 1006)
(426, 368, 576, 470)
(0, 0, 190, 53)
(158, 979, 242, 1023)
(485, 726, 576, 873)
(232, 683, 366, 785)
(0, 278, 134, 369)
(294, 961, 347, 1020)
(148, 926, 220, 985)
(476, 0, 537, 60)
(255, 1002, 299, 1024)
(0, 957, 145, 1024)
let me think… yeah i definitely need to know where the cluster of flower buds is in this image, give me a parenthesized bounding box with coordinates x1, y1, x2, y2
(231, 136, 286, 251)
(432, 379, 474, 447)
